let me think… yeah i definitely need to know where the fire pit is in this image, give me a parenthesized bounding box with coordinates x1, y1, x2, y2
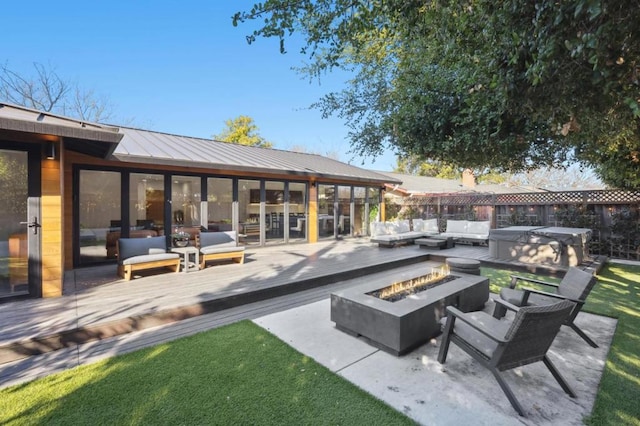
(331, 263, 489, 355)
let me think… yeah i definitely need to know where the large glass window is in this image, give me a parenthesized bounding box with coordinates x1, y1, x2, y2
(0, 150, 28, 296)
(130, 173, 164, 232)
(353, 187, 366, 236)
(238, 179, 262, 245)
(79, 170, 121, 263)
(367, 187, 380, 236)
(265, 181, 285, 244)
(288, 182, 307, 241)
(337, 185, 351, 236)
(317, 184, 335, 239)
(171, 175, 201, 228)
(207, 177, 233, 231)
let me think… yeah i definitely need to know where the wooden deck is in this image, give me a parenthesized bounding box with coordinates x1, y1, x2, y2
(0, 239, 606, 368)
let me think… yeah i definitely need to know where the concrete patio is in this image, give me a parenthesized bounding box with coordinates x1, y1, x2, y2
(254, 297, 616, 425)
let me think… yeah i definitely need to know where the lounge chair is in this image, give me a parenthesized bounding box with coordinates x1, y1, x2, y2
(494, 267, 598, 347)
(198, 231, 245, 269)
(438, 299, 576, 416)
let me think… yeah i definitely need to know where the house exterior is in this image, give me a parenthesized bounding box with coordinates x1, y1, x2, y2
(0, 103, 399, 300)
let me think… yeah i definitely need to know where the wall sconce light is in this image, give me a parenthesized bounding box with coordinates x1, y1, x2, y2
(311, 181, 316, 188)
(45, 142, 56, 160)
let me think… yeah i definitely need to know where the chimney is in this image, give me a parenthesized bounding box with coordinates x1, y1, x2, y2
(462, 169, 476, 188)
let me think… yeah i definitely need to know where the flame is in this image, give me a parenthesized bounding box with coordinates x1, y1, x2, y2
(379, 265, 451, 300)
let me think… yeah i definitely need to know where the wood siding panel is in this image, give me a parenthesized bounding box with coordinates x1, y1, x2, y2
(41, 147, 63, 298)
(308, 185, 318, 243)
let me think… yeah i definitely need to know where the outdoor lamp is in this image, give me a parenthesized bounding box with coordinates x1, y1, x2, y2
(45, 142, 56, 160)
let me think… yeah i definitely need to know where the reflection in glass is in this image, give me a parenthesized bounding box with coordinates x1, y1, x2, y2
(0, 150, 28, 296)
(367, 187, 380, 236)
(130, 173, 164, 231)
(238, 179, 261, 245)
(353, 187, 366, 236)
(317, 184, 335, 239)
(288, 182, 307, 241)
(265, 181, 285, 244)
(337, 185, 351, 236)
(207, 177, 233, 231)
(79, 170, 121, 263)
(172, 175, 201, 228)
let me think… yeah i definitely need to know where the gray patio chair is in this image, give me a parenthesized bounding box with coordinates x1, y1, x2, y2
(494, 267, 598, 347)
(438, 299, 576, 417)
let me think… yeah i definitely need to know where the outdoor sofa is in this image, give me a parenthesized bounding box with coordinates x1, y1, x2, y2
(440, 220, 491, 245)
(198, 231, 245, 268)
(370, 219, 439, 247)
(117, 236, 181, 281)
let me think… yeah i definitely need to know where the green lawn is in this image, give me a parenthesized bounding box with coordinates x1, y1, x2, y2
(483, 263, 640, 426)
(0, 321, 415, 425)
(1, 263, 638, 425)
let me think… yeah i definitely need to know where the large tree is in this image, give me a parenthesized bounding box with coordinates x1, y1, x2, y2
(0, 62, 114, 123)
(213, 115, 273, 148)
(234, 1, 640, 189)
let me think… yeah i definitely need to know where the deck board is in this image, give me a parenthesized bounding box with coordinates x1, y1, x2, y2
(0, 239, 605, 362)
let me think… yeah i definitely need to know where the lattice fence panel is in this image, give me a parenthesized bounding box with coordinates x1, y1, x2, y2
(400, 189, 640, 207)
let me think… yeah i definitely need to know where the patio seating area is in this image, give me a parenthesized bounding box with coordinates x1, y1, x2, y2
(0, 239, 616, 424)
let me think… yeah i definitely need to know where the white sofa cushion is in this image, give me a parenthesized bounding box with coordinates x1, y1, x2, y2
(370, 221, 387, 237)
(397, 220, 411, 233)
(424, 218, 439, 233)
(386, 221, 399, 235)
(445, 220, 468, 234)
(467, 221, 490, 236)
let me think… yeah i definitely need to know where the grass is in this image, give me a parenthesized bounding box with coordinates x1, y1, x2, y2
(1, 263, 638, 425)
(482, 263, 640, 426)
(0, 321, 414, 425)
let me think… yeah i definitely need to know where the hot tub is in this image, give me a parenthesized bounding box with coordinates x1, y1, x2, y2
(489, 226, 591, 266)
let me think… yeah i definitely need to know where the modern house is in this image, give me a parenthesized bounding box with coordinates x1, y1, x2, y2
(0, 103, 399, 300)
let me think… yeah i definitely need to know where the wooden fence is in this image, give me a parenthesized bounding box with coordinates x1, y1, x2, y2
(388, 188, 640, 260)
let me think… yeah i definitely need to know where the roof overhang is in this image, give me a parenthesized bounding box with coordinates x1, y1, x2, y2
(0, 103, 123, 158)
(112, 154, 397, 185)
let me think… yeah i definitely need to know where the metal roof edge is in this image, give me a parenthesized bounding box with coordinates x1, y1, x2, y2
(112, 154, 395, 184)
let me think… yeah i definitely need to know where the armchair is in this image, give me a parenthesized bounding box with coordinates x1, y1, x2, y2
(494, 267, 598, 347)
(438, 299, 576, 417)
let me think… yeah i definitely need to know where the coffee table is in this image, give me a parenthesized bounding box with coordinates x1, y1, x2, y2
(415, 236, 455, 249)
(171, 246, 200, 273)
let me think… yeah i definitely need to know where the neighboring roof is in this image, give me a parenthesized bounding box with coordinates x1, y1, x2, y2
(0, 103, 123, 157)
(375, 171, 543, 195)
(110, 127, 399, 185)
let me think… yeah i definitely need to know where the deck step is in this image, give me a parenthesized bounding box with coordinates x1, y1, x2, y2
(0, 253, 429, 366)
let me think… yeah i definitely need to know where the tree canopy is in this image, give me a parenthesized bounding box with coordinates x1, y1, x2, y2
(234, 1, 640, 189)
(213, 115, 273, 148)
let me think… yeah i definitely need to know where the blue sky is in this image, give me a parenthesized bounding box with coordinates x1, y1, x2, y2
(1, 1, 397, 170)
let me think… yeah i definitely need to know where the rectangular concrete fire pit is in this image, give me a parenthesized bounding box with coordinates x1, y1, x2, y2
(330, 264, 489, 356)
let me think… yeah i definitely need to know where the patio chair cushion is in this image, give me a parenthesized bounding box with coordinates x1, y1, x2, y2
(118, 236, 168, 264)
(386, 222, 399, 235)
(446, 311, 510, 358)
(500, 287, 558, 307)
(200, 245, 246, 255)
(413, 218, 438, 233)
(467, 220, 490, 236)
(397, 220, 411, 233)
(370, 221, 387, 237)
(199, 230, 238, 248)
(122, 253, 180, 266)
(199, 231, 245, 268)
(445, 220, 468, 234)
